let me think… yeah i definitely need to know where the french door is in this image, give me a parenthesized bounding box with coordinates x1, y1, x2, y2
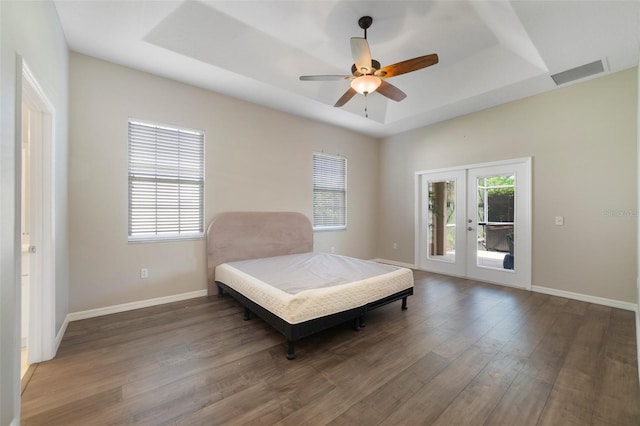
(416, 158, 531, 289)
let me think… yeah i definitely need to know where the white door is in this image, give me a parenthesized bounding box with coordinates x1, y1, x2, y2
(466, 162, 531, 288)
(418, 170, 466, 277)
(21, 61, 57, 363)
(416, 158, 531, 289)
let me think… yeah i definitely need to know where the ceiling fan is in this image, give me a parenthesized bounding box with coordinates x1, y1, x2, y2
(300, 16, 439, 109)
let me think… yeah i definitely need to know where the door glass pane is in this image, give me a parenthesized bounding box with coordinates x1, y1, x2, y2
(476, 174, 515, 270)
(428, 180, 456, 262)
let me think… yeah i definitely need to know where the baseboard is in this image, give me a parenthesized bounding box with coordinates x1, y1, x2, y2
(55, 315, 69, 353)
(531, 285, 637, 312)
(373, 258, 416, 269)
(377, 263, 637, 313)
(636, 304, 639, 383)
(636, 309, 639, 383)
(636, 276, 640, 383)
(67, 289, 208, 322)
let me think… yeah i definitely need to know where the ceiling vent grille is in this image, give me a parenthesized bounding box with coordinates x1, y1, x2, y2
(551, 60, 605, 86)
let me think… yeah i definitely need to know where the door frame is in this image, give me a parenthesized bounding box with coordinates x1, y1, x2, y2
(415, 157, 532, 290)
(19, 58, 57, 363)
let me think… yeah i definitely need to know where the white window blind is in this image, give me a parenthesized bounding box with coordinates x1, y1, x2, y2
(128, 119, 204, 241)
(313, 152, 347, 230)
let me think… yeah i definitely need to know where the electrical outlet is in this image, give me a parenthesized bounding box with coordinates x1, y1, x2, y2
(330, 247, 335, 254)
(555, 216, 564, 226)
(393, 242, 398, 250)
(140, 268, 149, 279)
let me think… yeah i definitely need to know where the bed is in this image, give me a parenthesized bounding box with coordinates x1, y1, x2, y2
(207, 211, 414, 359)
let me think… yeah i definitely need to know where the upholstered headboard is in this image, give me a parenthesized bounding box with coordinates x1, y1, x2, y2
(206, 211, 313, 295)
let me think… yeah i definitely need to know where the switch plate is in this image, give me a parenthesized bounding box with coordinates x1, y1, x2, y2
(393, 242, 398, 249)
(555, 216, 564, 226)
(140, 268, 149, 279)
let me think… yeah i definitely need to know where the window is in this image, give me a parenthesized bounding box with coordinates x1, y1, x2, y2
(312, 152, 346, 230)
(128, 119, 204, 241)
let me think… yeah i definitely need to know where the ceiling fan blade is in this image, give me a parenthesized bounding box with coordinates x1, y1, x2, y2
(300, 75, 351, 81)
(378, 54, 439, 78)
(350, 37, 372, 75)
(376, 80, 407, 102)
(334, 87, 357, 107)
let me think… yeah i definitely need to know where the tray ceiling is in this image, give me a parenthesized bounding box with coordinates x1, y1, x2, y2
(54, 0, 640, 137)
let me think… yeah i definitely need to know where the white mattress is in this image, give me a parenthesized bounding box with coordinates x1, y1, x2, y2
(215, 252, 414, 324)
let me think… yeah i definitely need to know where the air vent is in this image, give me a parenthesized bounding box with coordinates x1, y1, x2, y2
(551, 60, 605, 86)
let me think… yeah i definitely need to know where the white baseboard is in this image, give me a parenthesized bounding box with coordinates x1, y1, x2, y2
(378, 261, 637, 313)
(67, 289, 208, 322)
(531, 285, 637, 312)
(55, 315, 69, 353)
(636, 277, 640, 383)
(373, 258, 416, 269)
(636, 304, 640, 382)
(637, 310, 640, 383)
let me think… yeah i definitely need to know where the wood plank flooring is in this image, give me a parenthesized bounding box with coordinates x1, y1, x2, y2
(21, 271, 640, 425)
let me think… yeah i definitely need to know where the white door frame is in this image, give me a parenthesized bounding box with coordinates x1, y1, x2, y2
(20, 58, 56, 363)
(415, 157, 532, 290)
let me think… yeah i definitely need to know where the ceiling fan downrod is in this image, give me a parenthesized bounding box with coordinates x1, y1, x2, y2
(358, 16, 373, 39)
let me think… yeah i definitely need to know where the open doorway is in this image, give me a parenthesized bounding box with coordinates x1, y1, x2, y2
(20, 60, 56, 375)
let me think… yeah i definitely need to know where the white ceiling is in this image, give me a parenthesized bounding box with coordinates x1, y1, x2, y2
(54, 0, 640, 138)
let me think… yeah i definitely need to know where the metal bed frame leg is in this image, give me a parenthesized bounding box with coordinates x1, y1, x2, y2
(217, 285, 224, 298)
(401, 296, 408, 310)
(243, 307, 251, 320)
(287, 341, 296, 360)
(353, 317, 361, 331)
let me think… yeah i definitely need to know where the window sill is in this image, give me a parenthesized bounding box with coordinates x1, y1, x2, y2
(128, 234, 204, 244)
(313, 226, 347, 232)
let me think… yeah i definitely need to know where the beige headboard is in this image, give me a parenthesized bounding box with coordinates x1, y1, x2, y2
(206, 211, 313, 295)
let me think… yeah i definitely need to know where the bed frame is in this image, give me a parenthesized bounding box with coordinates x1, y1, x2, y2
(206, 211, 413, 359)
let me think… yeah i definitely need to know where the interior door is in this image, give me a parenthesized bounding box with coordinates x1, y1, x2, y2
(418, 170, 466, 277)
(466, 161, 531, 288)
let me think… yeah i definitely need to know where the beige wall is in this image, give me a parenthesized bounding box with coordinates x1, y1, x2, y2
(378, 68, 638, 304)
(1, 0, 69, 423)
(68, 53, 379, 312)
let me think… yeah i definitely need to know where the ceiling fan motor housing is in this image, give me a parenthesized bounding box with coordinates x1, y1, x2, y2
(351, 59, 381, 76)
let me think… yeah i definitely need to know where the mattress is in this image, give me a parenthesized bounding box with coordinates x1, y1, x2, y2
(215, 252, 414, 324)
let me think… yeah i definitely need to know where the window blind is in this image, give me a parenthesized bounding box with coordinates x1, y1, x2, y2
(128, 120, 204, 241)
(313, 152, 346, 230)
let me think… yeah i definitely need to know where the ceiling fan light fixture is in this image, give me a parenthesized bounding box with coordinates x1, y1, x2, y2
(299, 16, 438, 108)
(350, 75, 381, 94)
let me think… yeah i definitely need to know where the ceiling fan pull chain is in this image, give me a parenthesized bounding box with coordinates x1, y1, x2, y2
(365, 92, 368, 118)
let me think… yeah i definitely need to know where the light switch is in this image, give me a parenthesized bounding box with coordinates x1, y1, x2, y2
(555, 216, 564, 226)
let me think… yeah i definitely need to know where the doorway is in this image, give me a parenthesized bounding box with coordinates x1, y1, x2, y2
(21, 102, 32, 377)
(20, 60, 57, 368)
(416, 158, 531, 289)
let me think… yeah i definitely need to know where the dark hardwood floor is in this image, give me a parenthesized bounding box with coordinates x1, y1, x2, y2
(21, 271, 640, 425)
